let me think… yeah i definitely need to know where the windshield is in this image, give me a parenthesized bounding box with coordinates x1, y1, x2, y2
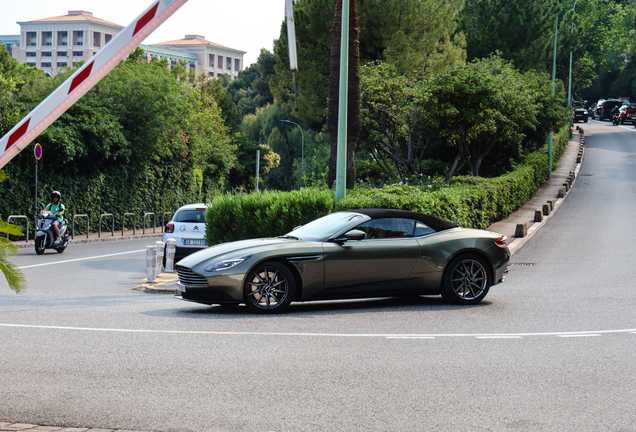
(286, 212, 365, 242)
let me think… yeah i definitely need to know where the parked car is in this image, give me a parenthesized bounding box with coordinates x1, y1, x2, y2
(163, 203, 210, 263)
(174, 208, 511, 313)
(572, 106, 589, 123)
(619, 104, 636, 125)
(596, 99, 624, 121)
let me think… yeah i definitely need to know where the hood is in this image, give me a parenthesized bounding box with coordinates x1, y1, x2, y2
(177, 237, 317, 267)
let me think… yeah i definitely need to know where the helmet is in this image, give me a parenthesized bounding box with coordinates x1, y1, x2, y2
(51, 191, 61, 200)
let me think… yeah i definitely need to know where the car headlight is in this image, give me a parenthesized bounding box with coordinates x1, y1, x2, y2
(205, 255, 252, 272)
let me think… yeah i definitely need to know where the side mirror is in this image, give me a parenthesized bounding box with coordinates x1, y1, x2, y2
(331, 229, 366, 243)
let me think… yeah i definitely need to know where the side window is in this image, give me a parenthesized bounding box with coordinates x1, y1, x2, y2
(356, 218, 416, 239)
(414, 221, 435, 237)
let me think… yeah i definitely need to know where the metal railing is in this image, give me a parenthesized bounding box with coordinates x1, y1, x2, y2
(143, 212, 156, 235)
(98, 213, 114, 238)
(72, 214, 89, 239)
(122, 212, 136, 236)
(6, 215, 29, 242)
(162, 212, 173, 233)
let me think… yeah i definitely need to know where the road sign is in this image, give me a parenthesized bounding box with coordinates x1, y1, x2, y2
(0, 0, 189, 170)
(34, 143, 42, 160)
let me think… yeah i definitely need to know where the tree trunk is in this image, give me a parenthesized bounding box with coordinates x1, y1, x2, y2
(327, 0, 361, 189)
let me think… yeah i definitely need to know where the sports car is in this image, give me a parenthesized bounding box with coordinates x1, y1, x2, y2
(175, 208, 510, 313)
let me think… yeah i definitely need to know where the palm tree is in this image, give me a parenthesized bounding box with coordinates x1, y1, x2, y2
(0, 170, 27, 294)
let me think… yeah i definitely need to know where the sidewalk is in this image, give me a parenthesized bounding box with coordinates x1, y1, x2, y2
(11, 228, 164, 249)
(487, 126, 584, 255)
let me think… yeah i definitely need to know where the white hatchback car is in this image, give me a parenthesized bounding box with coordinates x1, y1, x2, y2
(163, 203, 210, 263)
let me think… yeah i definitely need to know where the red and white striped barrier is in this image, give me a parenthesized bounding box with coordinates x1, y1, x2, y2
(0, 0, 189, 169)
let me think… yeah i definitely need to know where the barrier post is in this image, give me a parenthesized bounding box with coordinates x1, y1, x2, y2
(98, 213, 114, 238)
(72, 214, 90, 239)
(155, 240, 165, 277)
(122, 212, 136, 236)
(143, 212, 156, 234)
(6, 216, 29, 242)
(146, 245, 157, 282)
(165, 238, 176, 273)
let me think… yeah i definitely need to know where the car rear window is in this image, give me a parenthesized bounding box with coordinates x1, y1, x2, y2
(627, 107, 636, 113)
(175, 210, 206, 223)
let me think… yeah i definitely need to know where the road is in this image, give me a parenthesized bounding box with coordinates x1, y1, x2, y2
(1, 120, 636, 431)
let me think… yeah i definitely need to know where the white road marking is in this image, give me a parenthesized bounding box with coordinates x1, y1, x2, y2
(387, 336, 436, 340)
(557, 334, 600, 338)
(18, 249, 146, 269)
(476, 336, 523, 339)
(1, 323, 635, 339)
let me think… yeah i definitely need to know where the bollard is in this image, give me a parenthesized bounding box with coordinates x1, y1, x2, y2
(534, 209, 543, 222)
(155, 241, 165, 277)
(146, 245, 157, 283)
(515, 223, 527, 238)
(165, 238, 176, 273)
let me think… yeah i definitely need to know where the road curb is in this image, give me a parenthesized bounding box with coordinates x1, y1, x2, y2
(133, 273, 179, 294)
(507, 139, 584, 256)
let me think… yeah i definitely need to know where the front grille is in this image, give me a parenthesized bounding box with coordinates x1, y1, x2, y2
(176, 266, 208, 287)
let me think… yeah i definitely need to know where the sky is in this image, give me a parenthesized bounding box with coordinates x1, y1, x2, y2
(0, 0, 286, 66)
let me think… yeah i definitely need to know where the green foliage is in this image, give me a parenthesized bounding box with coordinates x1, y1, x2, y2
(272, 0, 466, 125)
(204, 188, 335, 245)
(340, 124, 571, 229)
(0, 50, 234, 230)
(0, 170, 27, 294)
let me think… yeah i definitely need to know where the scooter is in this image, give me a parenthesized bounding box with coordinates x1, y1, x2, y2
(35, 210, 69, 254)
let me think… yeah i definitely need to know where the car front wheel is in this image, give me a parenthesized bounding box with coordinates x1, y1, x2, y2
(441, 254, 491, 305)
(244, 261, 296, 314)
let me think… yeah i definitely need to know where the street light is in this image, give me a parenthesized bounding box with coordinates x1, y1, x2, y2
(567, 0, 579, 107)
(281, 119, 304, 177)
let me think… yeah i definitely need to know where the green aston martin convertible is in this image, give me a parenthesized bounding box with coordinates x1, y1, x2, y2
(175, 208, 511, 313)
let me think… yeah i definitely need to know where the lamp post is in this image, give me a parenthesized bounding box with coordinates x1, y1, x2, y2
(567, 0, 579, 107)
(281, 119, 304, 177)
(548, 14, 558, 180)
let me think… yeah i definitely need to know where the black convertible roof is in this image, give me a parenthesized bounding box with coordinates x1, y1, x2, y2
(349, 208, 459, 232)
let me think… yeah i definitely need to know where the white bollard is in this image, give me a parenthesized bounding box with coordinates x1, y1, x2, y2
(165, 238, 176, 273)
(146, 245, 157, 282)
(155, 241, 165, 277)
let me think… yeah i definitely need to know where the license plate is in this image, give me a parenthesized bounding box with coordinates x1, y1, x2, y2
(184, 239, 206, 245)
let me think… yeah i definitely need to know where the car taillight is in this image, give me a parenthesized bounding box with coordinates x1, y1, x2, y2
(165, 223, 174, 233)
(495, 236, 507, 246)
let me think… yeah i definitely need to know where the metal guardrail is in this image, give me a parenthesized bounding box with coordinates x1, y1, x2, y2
(162, 212, 173, 233)
(98, 213, 114, 238)
(122, 212, 136, 236)
(6, 215, 29, 242)
(72, 214, 89, 239)
(143, 212, 156, 235)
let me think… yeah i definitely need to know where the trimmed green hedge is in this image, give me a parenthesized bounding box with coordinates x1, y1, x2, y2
(205, 188, 335, 245)
(204, 125, 570, 243)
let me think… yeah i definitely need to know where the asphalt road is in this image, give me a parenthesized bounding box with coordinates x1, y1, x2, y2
(1, 120, 636, 431)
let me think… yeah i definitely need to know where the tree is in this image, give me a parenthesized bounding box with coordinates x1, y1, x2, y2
(0, 170, 27, 294)
(359, 63, 437, 180)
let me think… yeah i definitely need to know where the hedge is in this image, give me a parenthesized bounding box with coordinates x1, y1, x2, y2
(205, 188, 335, 245)
(202, 125, 570, 244)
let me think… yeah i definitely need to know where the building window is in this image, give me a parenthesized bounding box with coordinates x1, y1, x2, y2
(226, 57, 231, 70)
(73, 31, 84, 46)
(57, 62, 67, 68)
(105, 34, 112, 44)
(218, 55, 223, 69)
(73, 51, 83, 57)
(235, 59, 240, 71)
(41, 62, 51, 68)
(57, 51, 67, 57)
(26, 52, 36, 57)
(26, 63, 36, 67)
(42, 52, 51, 57)
(26, 32, 37, 46)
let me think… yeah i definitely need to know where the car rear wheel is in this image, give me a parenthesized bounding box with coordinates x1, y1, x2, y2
(441, 254, 491, 305)
(244, 261, 296, 314)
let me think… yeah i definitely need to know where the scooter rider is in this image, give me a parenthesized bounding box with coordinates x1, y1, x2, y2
(41, 191, 65, 244)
